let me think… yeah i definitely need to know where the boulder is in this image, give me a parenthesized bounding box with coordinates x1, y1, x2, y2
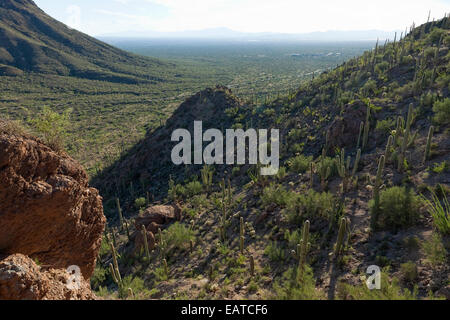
(133, 230, 156, 254)
(0, 132, 106, 279)
(0, 254, 96, 300)
(327, 101, 366, 151)
(134, 204, 181, 229)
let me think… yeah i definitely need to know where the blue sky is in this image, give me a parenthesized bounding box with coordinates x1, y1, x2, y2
(34, 0, 450, 36)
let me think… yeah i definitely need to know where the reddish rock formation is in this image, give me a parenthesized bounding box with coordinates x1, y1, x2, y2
(0, 254, 96, 300)
(0, 131, 106, 280)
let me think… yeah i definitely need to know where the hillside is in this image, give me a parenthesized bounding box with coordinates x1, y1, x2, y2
(0, 0, 172, 83)
(91, 17, 450, 300)
(0, 0, 235, 174)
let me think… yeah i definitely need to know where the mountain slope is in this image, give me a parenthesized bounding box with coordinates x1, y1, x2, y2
(0, 0, 173, 83)
(92, 16, 450, 300)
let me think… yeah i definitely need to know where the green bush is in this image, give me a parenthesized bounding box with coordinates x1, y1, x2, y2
(285, 190, 336, 224)
(91, 266, 107, 290)
(432, 98, 450, 125)
(421, 185, 450, 235)
(422, 233, 447, 266)
(29, 106, 72, 151)
(288, 154, 313, 173)
(271, 266, 325, 300)
(134, 197, 146, 210)
(184, 180, 203, 198)
(336, 271, 417, 300)
(376, 118, 396, 137)
(164, 222, 195, 252)
(369, 187, 420, 231)
(264, 241, 286, 262)
(400, 261, 418, 283)
(261, 184, 292, 207)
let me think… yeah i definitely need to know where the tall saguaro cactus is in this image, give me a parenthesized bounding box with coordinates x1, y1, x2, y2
(334, 217, 348, 258)
(239, 217, 245, 254)
(398, 104, 413, 172)
(116, 198, 124, 230)
(141, 225, 150, 262)
(110, 242, 122, 289)
(298, 220, 311, 282)
(362, 107, 371, 150)
(371, 155, 386, 230)
(423, 126, 434, 164)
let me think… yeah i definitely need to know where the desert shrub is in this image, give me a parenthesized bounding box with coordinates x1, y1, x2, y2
(184, 180, 203, 198)
(376, 118, 396, 137)
(400, 55, 414, 65)
(264, 241, 286, 262)
(420, 185, 450, 234)
(29, 106, 71, 151)
(336, 271, 417, 300)
(431, 161, 450, 174)
(271, 266, 325, 300)
(287, 154, 313, 173)
(285, 190, 336, 224)
(134, 197, 146, 210)
(360, 79, 377, 96)
(426, 28, 446, 45)
(163, 222, 195, 253)
(375, 61, 389, 76)
(424, 47, 437, 61)
(90, 265, 107, 290)
(168, 179, 185, 201)
(400, 261, 418, 283)
(422, 233, 447, 266)
(0, 119, 26, 136)
(261, 184, 292, 207)
(120, 275, 151, 299)
(369, 187, 420, 231)
(432, 98, 450, 125)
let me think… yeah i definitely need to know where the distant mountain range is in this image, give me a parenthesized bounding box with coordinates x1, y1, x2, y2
(99, 27, 401, 42)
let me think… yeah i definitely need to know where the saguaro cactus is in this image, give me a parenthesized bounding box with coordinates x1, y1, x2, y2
(423, 126, 434, 164)
(398, 104, 413, 172)
(110, 242, 122, 288)
(371, 155, 386, 230)
(357, 121, 364, 149)
(249, 255, 255, 277)
(239, 217, 245, 253)
(116, 198, 124, 230)
(334, 217, 348, 258)
(384, 135, 393, 163)
(163, 258, 169, 278)
(141, 225, 150, 262)
(362, 107, 371, 150)
(298, 220, 311, 281)
(352, 149, 361, 177)
(336, 149, 350, 192)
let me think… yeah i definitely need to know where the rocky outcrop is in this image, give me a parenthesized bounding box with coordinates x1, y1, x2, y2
(0, 131, 106, 281)
(134, 204, 182, 229)
(133, 229, 156, 254)
(326, 101, 367, 151)
(0, 254, 96, 300)
(133, 204, 182, 254)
